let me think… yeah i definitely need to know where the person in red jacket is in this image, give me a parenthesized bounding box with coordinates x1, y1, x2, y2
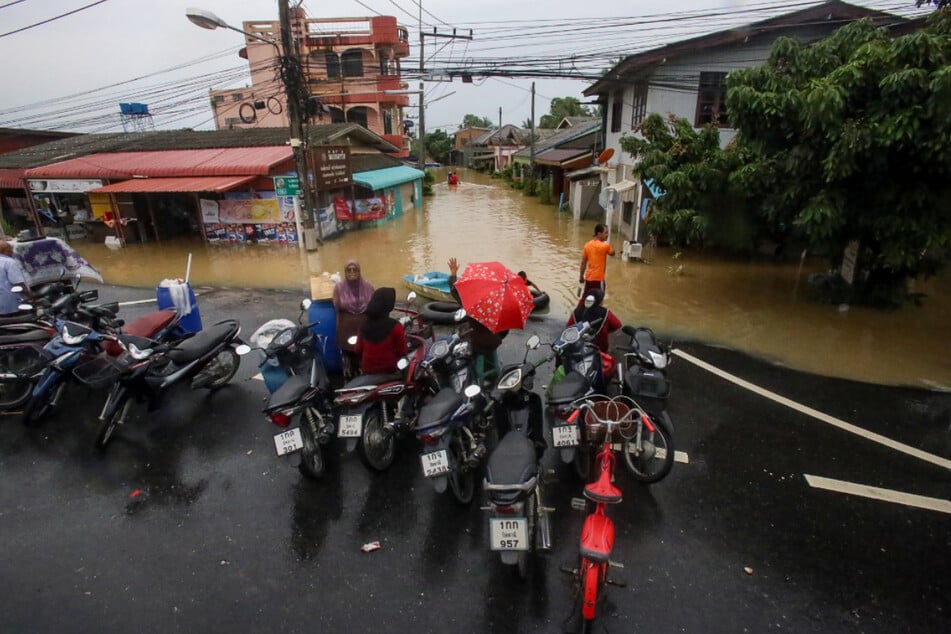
(354, 287, 408, 375)
(566, 288, 621, 354)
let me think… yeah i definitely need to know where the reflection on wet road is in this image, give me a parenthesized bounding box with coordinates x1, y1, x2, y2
(71, 169, 951, 389)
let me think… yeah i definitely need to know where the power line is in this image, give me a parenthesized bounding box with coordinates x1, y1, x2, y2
(0, 0, 110, 39)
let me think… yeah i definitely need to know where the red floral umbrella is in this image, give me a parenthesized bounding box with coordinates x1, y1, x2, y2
(453, 261, 534, 333)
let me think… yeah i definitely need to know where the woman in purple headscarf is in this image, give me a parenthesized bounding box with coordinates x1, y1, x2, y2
(333, 259, 374, 377)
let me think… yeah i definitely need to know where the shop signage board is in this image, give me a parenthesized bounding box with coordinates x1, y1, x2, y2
(273, 176, 300, 197)
(312, 145, 351, 191)
(28, 179, 103, 193)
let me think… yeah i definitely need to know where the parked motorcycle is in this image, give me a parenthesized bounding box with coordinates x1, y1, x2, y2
(482, 334, 553, 577)
(614, 325, 675, 483)
(333, 293, 436, 471)
(253, 299, 336, 479)
(544, 305, 614, 480)
(77, 319, 249, 449)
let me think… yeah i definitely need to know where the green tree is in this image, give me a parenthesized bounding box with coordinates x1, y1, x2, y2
(538, 97, 593, 128)
(728, 11, 951, 302)
(423, 129, 453, 165)
(460, 114, 494, 129)
(620, 114, 754, 251)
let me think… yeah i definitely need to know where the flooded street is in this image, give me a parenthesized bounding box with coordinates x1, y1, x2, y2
(72, 169, 950, 389)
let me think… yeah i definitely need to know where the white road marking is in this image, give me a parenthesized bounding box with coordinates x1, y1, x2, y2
(672, 348, 951, 472)
(610, 444, 689, 464)
(805, 474, 951, 514)
(117, 298, 157, 306)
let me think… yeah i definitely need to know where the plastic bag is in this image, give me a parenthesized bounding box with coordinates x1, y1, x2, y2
(250, 319, 296, 349)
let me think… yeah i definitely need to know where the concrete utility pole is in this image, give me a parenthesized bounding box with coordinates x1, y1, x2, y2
(530, 81, 536, 169)
(278, 0, 321, 248)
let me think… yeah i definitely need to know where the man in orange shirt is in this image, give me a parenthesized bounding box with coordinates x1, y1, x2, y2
(579, 223, 615, 295)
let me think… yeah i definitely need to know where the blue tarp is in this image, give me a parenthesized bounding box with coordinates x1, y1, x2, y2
(352, 165, 425, 192)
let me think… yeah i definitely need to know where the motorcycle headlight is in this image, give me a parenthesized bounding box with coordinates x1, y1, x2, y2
(559, 328, 580, 344)
(497, 368, 522, 391)
(430, 339, 450, 359)
(649, 350, 668, 369)
(61, 325, 89, 345)
(273, 327, 296, 347)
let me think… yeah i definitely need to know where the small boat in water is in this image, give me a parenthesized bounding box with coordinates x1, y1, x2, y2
(403, 272, 455, 303)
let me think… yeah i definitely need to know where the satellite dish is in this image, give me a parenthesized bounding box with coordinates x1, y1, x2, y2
(598, 148, 615, 164)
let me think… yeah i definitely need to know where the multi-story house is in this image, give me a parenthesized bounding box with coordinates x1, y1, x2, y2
(582, 0, 912, 243)
(208, 6, 412, 156)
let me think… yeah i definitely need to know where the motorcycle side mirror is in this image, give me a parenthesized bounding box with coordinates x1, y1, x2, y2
(525, 334, 540, 350)
(406, 291, 417, 303)
(452, 308, 467, 322)
(347, 335, 358, 346)
(463, 384, 481, 399)
(300, 298, 312, 311)
(397, 357, 409, 371)
(235, 344, 252, 356)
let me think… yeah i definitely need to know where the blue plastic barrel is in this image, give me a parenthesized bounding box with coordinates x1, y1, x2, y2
(156, 282, 203, 335)
(308, 299, 341, 375)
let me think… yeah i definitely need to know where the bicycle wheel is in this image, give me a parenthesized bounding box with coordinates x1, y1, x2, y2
(621, 410, 675, 483)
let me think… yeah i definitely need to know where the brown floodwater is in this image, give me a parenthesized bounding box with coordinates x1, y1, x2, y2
(71, 168, 951, 390)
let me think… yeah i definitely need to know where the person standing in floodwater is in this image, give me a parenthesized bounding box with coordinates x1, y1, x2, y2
(579, 223, 615, 296)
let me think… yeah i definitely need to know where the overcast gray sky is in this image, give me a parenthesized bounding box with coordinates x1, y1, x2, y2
(0, 0, 929, 134)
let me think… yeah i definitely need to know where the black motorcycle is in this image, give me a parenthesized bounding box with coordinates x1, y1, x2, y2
(482, 334, 553, 578)
(76, 319, 249, 449)
(254, 299, 336, 479)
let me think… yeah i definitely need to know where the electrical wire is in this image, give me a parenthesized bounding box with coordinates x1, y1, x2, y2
(0, 0, 110, 39)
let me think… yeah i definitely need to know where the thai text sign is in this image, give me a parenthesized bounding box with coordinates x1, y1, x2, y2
(333, 197, 386, 221)
(312, 146, 351, 191)
(273, 176, 300, 197)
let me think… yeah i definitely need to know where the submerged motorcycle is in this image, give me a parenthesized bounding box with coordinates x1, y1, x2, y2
(253, 299, 336, 479)
(77, 319, 249, 449)
(482, 334, 552, 577)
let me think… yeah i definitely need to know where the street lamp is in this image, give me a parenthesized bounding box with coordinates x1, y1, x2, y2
(186, 4, 320, 250)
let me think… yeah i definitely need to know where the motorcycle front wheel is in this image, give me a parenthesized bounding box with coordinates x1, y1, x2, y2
(447, 430, 475, 505)
(573, 444, 593, 481)
(297, 421, 326, 479)
(0, 378, 34, 411)
(358, 407, 396, 472)
(621, 410, 675, 483)
(20, 386, 52, 427)
(204, 348, 240, 390)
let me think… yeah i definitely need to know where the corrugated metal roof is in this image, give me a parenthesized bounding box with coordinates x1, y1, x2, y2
(25, 147, 292, 179)
(0, 168, 26, 189)
(533, 149, 590, 165)
(352, 165, 424, 191)
(89, 176, 256, 194)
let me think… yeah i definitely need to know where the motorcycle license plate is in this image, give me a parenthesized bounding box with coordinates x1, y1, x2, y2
(338, 414, 362, 438)
(489, 517, 529, 551)
(420, 449, 450, 477)
(552, 424, 580, 448)
(273, 428, 303, 456)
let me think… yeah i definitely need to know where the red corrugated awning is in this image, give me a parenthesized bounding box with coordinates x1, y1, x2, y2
(24, 147, 293, 179)
(89, 176, 256, 194)
(0, 168, 27, 190)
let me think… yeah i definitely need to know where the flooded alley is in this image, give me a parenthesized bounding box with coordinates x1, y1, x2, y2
(71, 168, 951, 389)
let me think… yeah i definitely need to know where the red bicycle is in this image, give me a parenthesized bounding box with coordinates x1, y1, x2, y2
(566, 395, 652, 631)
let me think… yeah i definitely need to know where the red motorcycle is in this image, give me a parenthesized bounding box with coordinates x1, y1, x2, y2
(564, 395, 656, 631)
(333, 294, 434, 471)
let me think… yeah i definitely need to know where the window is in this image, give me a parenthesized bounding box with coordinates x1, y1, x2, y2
(324, 52, 340, 79)
(695, 72, 729, 127)
(622, 200, 634, 225)
(631, 83, 648, 128)
(610, 92, 623, 133)
(342, 50, 364, 78)
(231, 93, 243, 102)
(348, 106, 368, 128)
(383, 110, 393, 135)
(380, 57, 391, 76)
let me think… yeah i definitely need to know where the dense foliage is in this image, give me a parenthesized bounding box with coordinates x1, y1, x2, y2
(539, 97, 593, 128)
(422, 129, 452, 165)
(621, 11, 951, 304)
(460, 114, 494, 129)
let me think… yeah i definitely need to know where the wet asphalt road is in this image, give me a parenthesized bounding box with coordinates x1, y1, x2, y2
(1, 286, 949, 634)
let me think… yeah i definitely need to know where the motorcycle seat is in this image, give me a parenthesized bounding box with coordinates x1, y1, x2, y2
(342, 373, 402, 389)
(104, 310, 177, 356)
(579, 512, 615, 562)
(0, 329, 51, 344)
(547, 370, 589, 404)
(416, 387, 464, 430)
(486, 432, 538, 488)
(0, 313, 36, 326)
(584, 467, 622, 505)
(265, 374, 312, 412)
(168, 321, 238, 365)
